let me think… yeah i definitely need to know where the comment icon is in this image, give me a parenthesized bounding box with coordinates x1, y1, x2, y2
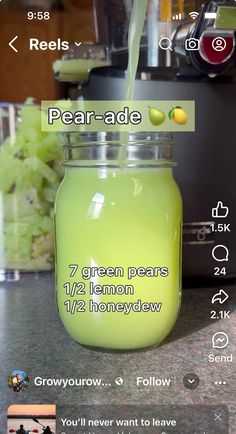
(212, 245, 229, 262)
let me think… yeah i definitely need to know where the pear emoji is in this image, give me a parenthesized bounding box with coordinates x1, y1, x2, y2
(148, 106, 166, 126)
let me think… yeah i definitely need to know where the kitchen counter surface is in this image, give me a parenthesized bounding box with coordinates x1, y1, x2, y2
(0, 273, 235, 432)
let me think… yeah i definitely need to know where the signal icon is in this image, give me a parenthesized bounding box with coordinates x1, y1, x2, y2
(189, 11, 199, 20)
(172, 13, 182, 20)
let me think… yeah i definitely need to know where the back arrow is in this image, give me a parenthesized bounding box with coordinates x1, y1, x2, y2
(9, 36, 18, 53)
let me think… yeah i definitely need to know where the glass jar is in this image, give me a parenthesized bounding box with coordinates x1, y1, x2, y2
(55, 132, 182, 350)
(0, 103, 63, 280)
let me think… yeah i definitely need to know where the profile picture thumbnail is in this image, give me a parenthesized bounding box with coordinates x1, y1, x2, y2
(8, 405, 56, 434)
(8, 370, 29, 392)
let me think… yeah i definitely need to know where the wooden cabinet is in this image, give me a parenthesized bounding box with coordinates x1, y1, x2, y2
(61, 10, 96, 44)
(0, 10, 95, 103)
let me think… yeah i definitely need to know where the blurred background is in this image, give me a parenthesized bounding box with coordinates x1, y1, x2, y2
(1, 0, 236, 281)
(0, 0, 203, 102)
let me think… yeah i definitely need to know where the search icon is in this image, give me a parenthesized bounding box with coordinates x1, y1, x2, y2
(159, 37, 173, 51)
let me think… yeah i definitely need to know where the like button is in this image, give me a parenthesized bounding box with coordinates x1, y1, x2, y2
(212, 201, 229, 218)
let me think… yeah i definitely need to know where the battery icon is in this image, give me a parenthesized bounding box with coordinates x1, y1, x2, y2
(204, 12, 217, 19)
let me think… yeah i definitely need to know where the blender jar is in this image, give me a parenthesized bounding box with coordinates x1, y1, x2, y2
(0, 103, 63, 279)
(55, 132, 182, 350)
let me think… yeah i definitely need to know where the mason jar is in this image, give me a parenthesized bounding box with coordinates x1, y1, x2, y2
(55, 132, 182, 350)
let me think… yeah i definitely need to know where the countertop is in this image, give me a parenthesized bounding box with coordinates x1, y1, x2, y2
(0, 273, 235, 433)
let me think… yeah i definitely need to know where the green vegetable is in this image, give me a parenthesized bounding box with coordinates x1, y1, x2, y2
(0, 99, 63, 271)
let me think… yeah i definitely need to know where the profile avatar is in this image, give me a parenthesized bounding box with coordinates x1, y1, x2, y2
(8, 370, 29, 392)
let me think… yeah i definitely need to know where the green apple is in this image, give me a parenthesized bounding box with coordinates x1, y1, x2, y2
(148, 106, 166, 126)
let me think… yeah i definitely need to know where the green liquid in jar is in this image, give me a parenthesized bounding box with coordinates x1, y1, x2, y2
(55, 166, 182, 350)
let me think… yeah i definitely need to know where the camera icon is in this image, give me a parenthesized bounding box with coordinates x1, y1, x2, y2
(185, 38, 200, 51)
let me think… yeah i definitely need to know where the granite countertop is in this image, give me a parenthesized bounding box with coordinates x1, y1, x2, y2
(0, 273, 235, 433)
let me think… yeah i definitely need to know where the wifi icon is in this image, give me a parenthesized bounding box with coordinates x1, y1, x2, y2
(189, 11, 199, 20)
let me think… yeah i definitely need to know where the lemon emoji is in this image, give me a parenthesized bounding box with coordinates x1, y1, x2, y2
(169, 106, 188, 125)
(148, 106, 166, 126)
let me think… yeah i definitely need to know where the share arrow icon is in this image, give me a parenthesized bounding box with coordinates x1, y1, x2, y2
(212, 289, 229, 304)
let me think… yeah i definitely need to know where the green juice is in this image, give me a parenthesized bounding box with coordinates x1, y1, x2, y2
(55, 0, 182, 350)
(55, 166, 182, 349)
